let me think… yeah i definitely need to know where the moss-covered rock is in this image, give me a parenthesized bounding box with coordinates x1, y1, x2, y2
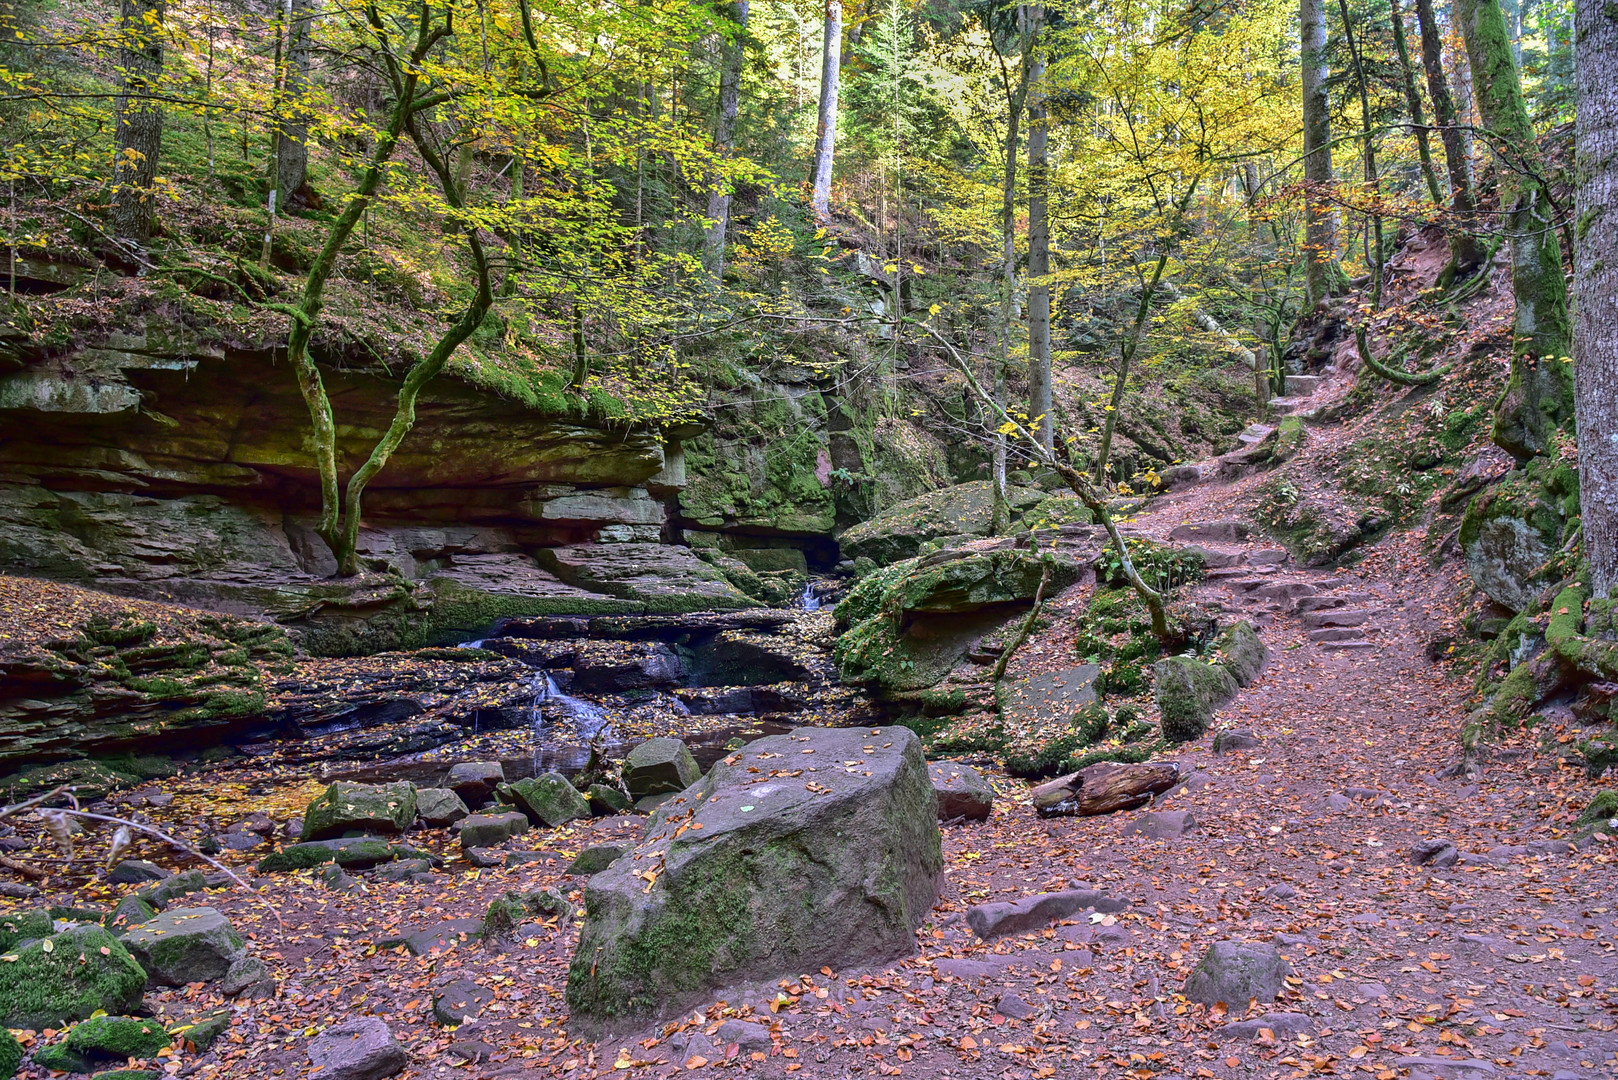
(118, 907, 245, 986)
(0, 909, 53, 952)
(500, 773, 590, 827)
(622, 738, 701, 800)
(415, 787, 469, 827)
(837, 481, 1047, 566)
(32, 1015, 172, 1073)
(566, 726, 941, 1033)
(1154, 655, 1239, 743)
(255, 837, 426, 872)
(0, 924, 147, 1030)
(0, 1027, 19, 1080)
(567, 844, 629, 875)
(105, 896, 159, 933)
(1214, 621, 1267, 686)
(587, 784, 633, 814)
(1459, 465, 1570, 612)
(301, 781, 418, 840)
(483, 888, 570, 943)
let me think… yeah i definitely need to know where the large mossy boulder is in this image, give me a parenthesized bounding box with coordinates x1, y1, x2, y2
(1213, 621, 1267, 687)
(1154, 655, 1239, 743)
(0, 924, 147, 1030)
(118, 908, 246, 986)
(834, 550, 1080, 700)
(500, 773, 591, 827)
(838, 481, 1048, 566)
(622, 738, 701, 799)
(1459, 465, 1573, 612)
(0, 1028, 18, 1080)
(566, 726, 943, 1033)
(302, 781, 418, 841)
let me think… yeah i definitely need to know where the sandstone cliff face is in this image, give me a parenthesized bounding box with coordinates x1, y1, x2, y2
(0, 323, 779, 652)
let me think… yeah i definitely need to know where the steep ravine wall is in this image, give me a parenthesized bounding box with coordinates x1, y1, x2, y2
(0, 323, 849, 653)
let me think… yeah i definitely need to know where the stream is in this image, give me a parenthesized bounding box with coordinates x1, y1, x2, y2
(320, 600, 858, 789)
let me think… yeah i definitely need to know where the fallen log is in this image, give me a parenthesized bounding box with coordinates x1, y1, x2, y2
(1030, 761, 1181, 817)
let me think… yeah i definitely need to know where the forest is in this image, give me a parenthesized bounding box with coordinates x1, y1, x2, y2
(0, 0, 1616, 1075)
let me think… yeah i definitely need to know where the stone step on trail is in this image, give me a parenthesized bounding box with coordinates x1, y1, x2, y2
(1320, 639, 1377, 651)
(1237, 424, 1276, 447)
(1251, 581, 1316, 602)
(1284, 374, 1323, 396)
(1309, 627, 1369, 643)
(1168, 520, 1251, 544)
(1266, 396, 1305, 415)
(1301, 608, 1377, 629)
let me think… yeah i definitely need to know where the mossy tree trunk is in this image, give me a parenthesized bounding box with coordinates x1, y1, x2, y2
(111, 0, 165, 246)
(1574, 0, 1618, 596)
(1026, 9, 1052, 453)
(275, 0, 313, 206)
(1413, 0, 1486, 278)
(1301, 0, 1344, 304)
(1389, 0, 1444, 205)
(1455, 0, 1574, 460)
(703, 1, 748, 281)
(284, 3, 494, 577)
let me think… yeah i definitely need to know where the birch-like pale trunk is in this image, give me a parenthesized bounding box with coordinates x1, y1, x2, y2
(809, 0, 842, 222)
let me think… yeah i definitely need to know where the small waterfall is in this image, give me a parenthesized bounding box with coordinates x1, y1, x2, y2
(801, 581, 821, 612)
(528, 672, 610, 740)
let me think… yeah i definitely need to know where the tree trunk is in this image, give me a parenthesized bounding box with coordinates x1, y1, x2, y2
(1413, 0, 1486, 276)
(703, 1, 748, 281)
(809, 0, 841, 222)
(1455, 0, 1574, 460)
(994, 38, 1031, 536)
(1339, 0, 1385, 309)
(1575, 0, 1618, 596)
(276, 0, 313, 206)
(1389, 0, 1444, 205)
(111, 0, 165, 246)
(1301, 0, 1342, 304)
(1026, 11, 1052, 453)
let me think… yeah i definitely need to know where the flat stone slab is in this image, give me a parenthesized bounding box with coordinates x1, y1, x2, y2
(1284, 374, 1323, 396)
(1122, 810, 1199, 840)
(999, 665, 1101, 727)
(377, 918, 485, 955)
(1223, 1011, 1313, 1040)
(965, 889, 1128, 941)
(457, 811, 530, 849)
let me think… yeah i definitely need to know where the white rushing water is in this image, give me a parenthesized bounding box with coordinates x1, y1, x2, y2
(801, 581, 821, 612)
(528, 672, 610, 740)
